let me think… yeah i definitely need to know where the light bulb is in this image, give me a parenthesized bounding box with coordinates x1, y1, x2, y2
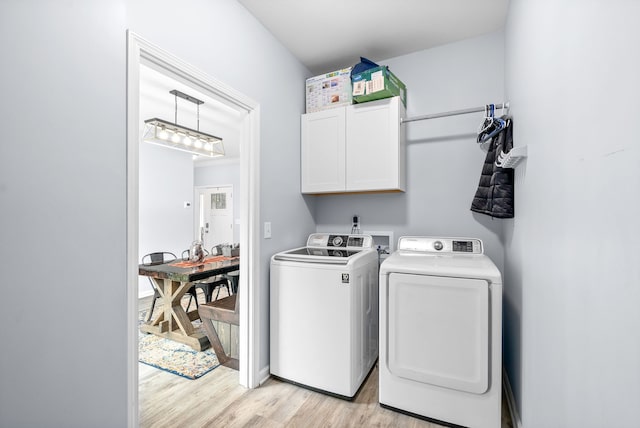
(183, 136, 192, 146)
(171, 132, 181, 143)
(204, 142, 212, 151)
(158, 128, 169, 140)
(194, 139, 203, 149)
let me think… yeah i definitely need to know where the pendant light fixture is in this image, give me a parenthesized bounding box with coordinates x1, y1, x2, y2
(143, 89, 224, 158)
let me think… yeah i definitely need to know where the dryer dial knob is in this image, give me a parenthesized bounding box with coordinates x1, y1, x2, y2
(433, 241, 443, 251)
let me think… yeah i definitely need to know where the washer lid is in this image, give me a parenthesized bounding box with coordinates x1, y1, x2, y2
(273, 246, 376, 265)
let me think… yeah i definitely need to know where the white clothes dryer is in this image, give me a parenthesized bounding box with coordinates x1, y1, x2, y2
(270, 233, 379, 399)
(379, 236, 502, 428)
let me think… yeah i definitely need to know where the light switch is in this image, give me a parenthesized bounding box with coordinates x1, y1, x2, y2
(264, 222, 272, 239)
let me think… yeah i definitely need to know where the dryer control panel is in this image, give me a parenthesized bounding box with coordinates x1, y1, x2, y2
(398, 237, 483, 254)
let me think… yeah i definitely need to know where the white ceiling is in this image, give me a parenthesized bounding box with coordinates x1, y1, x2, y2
(238, 0, 510, 75)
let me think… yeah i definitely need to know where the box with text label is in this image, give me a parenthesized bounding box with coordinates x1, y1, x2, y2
(305, 67, 353, 113)
(351, 66, 406, 106)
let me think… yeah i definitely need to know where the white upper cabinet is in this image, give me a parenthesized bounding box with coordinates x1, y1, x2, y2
(301, 96, 406, 194)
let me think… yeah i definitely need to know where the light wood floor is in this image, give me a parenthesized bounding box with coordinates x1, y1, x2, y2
(139, 296, 514, 428)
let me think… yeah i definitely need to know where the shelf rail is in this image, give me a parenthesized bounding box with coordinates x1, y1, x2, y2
(401, 102, 509, 124)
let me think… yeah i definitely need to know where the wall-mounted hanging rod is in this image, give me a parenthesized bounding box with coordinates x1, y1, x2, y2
(401, 102, 509, 124)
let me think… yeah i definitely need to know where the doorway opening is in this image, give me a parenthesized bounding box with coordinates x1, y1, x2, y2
(196, 185, 234, 249)
(126, 31, 261, 427)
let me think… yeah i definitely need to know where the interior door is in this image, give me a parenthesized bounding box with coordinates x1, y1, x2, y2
(197, 186, 233, 250)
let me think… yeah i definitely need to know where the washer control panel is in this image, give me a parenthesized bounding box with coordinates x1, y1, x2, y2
(331, 235, 345, 247)
(306, 233, 374, 249)
(398, 237, 483, 254)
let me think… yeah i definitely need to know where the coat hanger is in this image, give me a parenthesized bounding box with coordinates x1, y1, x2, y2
(477, 105, 493, 136)
(484, 117, 506, 141)
(478, 104, 506, 143)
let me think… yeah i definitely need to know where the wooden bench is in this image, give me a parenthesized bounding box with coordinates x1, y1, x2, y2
(198, 292, 239, 370)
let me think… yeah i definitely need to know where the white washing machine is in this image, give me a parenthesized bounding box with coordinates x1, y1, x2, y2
(270, 233, 378, 399)
(379, 236, 502, 428)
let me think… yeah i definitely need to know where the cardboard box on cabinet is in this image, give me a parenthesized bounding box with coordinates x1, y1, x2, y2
(351, 65, 406, 107)
(305, 67, 353, 113)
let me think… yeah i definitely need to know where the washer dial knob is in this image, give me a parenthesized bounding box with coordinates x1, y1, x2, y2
(433, 241, 444, 251)
(332, 236, 344, 247)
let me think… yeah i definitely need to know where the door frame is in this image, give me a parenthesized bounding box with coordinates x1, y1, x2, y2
(126, 31, 261, 427)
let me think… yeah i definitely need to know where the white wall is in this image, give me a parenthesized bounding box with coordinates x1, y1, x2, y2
(0, 0, 314, 426)
(314, 31, 507, 273)
(138, 143, 195, 296)
(0, 1, 129, 427)
(195, 160, 242, 243)
(503, 1, 640, 427)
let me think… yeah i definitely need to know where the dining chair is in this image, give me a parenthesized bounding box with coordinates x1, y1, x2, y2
(211, 245, 238, 295)
(224, 270, 239, 294)
(141, 251, 177, 322)
(181, 247, 209, 261)
(208, 277, 231, 301)
(210, 245, 232, 299)
(181, 248, 231, 310)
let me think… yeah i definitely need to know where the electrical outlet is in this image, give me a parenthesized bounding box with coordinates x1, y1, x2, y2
(264, 222, 272, 239)
(352, 215, 360, 233)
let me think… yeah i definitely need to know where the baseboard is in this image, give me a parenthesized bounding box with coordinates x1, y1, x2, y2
(503, 368, 523, 428)
(259, 365, 271, 386)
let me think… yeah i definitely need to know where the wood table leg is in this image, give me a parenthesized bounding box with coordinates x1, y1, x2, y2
(140, 278, 210, 351)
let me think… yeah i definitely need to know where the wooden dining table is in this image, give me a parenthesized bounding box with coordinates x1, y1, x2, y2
(139, 255, 240, 351)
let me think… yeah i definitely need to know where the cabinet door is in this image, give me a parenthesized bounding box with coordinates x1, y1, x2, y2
(345, 97, 405, 192)
(301, 108, 346, 193)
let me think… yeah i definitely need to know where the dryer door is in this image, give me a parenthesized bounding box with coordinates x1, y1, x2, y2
(387, 273, 489, 394)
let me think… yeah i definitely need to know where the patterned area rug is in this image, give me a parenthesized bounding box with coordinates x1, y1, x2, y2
(138, 304, 220, 380)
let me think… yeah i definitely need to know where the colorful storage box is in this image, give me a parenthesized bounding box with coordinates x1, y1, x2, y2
(305, 67, 353, 113)
(351, 66, 406, 106)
